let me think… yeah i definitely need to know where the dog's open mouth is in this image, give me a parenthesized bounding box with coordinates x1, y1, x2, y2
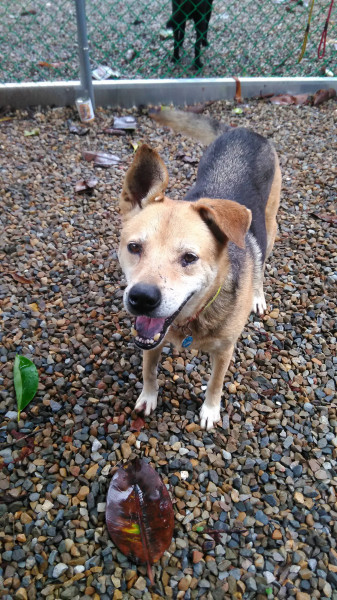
(132, 293, 194, 350)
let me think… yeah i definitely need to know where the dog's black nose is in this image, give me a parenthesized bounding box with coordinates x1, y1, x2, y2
(128, 283, 162, 314)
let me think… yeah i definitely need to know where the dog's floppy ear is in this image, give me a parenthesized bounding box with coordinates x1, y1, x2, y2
(193, 198, 252, 249)
(120, 144, 169, 215)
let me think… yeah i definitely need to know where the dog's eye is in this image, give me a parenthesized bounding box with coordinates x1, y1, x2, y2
(127, 242, 142, 255)
(181, 252, 199, 267)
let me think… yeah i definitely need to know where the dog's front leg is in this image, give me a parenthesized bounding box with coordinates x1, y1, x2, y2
(200, 344, 234, 430)
(134, 345, 162, 416)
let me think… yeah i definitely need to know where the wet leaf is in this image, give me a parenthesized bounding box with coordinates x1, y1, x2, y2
(311, 211, 337, 225)
(233, 76, 243, 103)
(75, 178, 98, 193)
(0, 116, 13, 123)
(312, 88, 336, 106)
(130, 416, 146, 431)
(24, 128, 40, 137)
(67, 120, 89, 136)
(113, 116, 137, 130)
(14, 355, 39, 422)
(269, 94, 309, 105)
(106, 458, 174, 585)
(4, 272, 34, 284)
(82, 150, 120, 167)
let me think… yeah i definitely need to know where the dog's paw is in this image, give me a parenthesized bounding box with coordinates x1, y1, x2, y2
(200, 403, 221, 430)
(252, 289, 267, 315)
(134, 391, 158, 416)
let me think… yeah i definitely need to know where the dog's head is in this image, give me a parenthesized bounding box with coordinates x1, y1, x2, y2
(119, 144, 251, 350)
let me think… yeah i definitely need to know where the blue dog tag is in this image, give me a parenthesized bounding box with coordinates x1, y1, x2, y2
(182, 335, 193, 348)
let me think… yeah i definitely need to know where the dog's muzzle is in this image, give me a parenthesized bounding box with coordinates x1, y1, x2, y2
(126, 286, 195, 350)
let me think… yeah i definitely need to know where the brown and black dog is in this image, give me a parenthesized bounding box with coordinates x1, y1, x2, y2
(118, 109, 281, 429)
(167, 0, 213, 69)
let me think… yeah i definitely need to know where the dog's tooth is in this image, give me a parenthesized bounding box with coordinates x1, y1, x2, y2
(131, 327, 137, 336)
(153, 333, 161, 341)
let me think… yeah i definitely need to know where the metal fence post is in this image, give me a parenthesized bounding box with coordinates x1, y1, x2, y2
(75, 0, 95, 110)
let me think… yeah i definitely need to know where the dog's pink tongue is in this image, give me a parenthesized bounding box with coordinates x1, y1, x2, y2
(135, 316, 166, 339)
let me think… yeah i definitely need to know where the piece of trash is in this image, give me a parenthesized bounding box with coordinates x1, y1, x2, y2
(180, 471, 189, 480)
(325, 68, 334, 77)
(92, 65, 116, 80)
(125, 49, 136, 61)
(106, 458, 174, 585)
(219, 12, 230, 19)
(67, 119, 89, 136)
(24, 128, 40, 137)
(113, 116, 137, 130)
(159, 27, 173, 39)
(76, 98, 95, 123)
(75, 178, 98, 193)
(0, 116, 13, 123)
(232, 107, 243, 114)
(82, 150, 120, 167)
(102, 128, 127, 136)
(130, 141, 139, 152)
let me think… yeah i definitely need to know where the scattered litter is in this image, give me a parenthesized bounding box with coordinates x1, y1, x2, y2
(82, 150, 121, 167)
(92, 65, 116, 80)
(67, 119, 89, 136)
(113, 116, 137, 130)
(75, 178, 98, 193)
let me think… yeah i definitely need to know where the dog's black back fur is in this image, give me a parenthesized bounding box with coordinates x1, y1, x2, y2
(167, 0, 213, 69)
(184, 128, 276, 262)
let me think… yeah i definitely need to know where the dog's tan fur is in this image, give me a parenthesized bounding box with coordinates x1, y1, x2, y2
(118, 111, 281, 429)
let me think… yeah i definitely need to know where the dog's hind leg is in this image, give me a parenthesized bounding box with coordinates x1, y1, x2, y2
(252, 153, 282, 315)
(200, 344, 234, 430)
(135, 345, 162, 416)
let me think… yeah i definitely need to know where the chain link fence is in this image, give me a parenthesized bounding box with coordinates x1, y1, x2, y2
(0, 0, 336, 84)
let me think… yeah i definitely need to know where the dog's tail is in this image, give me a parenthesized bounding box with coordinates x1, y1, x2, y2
(150, 108, 229, 145)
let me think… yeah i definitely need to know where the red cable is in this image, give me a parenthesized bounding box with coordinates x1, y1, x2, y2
(318, 0, 335, 59)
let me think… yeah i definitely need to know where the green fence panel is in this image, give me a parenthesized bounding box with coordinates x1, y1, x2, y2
(0, 0, 336, 83)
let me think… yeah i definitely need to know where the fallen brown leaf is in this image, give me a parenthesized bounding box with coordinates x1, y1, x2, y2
(311, 211, 337, 225)
(233, 76, 243, 103)
(312, 88, 336, 106)
(3, 272, 34, 284)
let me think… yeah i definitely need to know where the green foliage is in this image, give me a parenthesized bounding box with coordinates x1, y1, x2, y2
(14, 355, 39, 421)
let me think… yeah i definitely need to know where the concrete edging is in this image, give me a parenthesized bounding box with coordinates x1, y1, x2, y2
(1, 77, 336, 109)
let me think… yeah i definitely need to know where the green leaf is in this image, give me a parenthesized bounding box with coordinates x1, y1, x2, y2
(232, 107, 244, 115)
(14, 355, 39, 421)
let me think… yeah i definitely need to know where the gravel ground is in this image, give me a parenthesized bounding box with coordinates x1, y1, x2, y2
(0, 97, 337, 600)
(0, 0, 336, 83)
